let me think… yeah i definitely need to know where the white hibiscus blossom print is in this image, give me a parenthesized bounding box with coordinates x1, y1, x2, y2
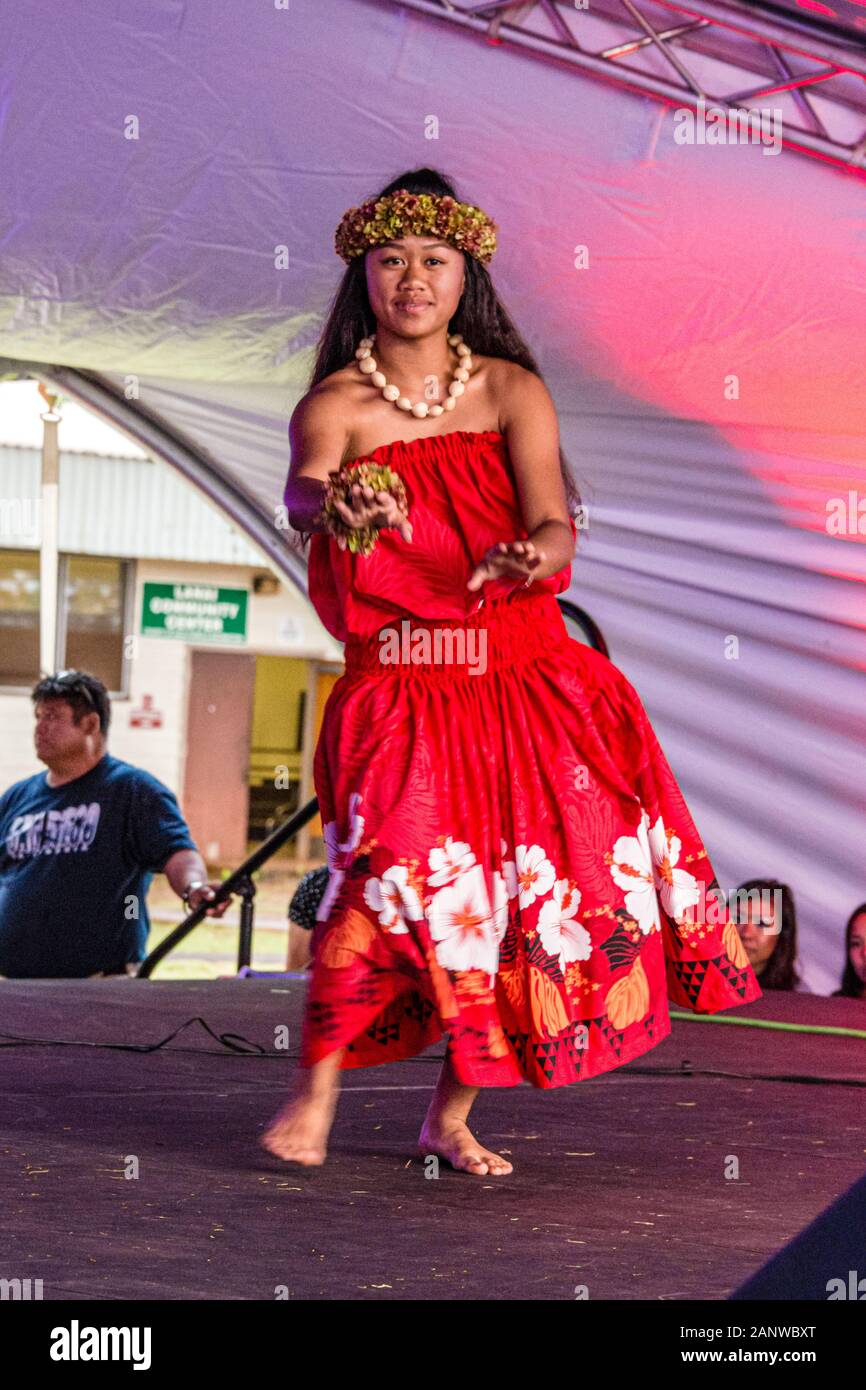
(428, 864, 507, 975)
(317, 792, 366, 922)
(323, 791, 365, 862)
(647, 815, 700, 922)
(609, 813, 661, 935)
(363, 863, 425, 934)
(609, 811, 701, 932)
(427, 837, 476, 888)
(514, 844, 555, 910)
(538, 878, 590, 970)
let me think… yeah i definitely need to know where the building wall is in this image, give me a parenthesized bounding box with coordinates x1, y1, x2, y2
(0, 555, 342, 800)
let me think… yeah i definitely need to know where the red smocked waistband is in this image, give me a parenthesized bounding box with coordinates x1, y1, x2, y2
(341, 593, 569, 683)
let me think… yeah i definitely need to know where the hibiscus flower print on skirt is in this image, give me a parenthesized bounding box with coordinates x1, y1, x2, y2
(300, 431, 761, 1088)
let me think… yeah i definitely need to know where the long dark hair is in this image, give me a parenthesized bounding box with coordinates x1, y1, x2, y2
(735, 878, 800, 990)
(834, 902, 866, 999)
(290, 166, 584, 551)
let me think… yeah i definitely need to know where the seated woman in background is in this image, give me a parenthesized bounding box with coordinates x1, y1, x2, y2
(733, 878, 803, 991)
(831, 903, 866, 1000)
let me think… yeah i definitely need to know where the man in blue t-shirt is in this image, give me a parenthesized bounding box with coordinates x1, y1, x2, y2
(0, 670, 231, 979)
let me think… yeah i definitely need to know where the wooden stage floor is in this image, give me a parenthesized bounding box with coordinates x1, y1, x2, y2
(2, 979, 865, 1301)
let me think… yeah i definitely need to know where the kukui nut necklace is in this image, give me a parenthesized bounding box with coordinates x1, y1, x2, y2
(355, 333, 472, 417)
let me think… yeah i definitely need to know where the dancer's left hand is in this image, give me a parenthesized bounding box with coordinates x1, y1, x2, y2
(466, 539, 546, 591)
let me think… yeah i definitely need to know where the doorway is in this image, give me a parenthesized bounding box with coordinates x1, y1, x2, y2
(183, 649, 255, 863)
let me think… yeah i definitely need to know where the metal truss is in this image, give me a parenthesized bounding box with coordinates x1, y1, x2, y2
(378, 0, 866, 173)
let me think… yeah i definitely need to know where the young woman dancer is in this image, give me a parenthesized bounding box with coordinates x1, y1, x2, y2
(262, 167, 761, 1175)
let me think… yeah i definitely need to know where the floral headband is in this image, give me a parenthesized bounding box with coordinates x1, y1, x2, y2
(334, 188, 498, 266)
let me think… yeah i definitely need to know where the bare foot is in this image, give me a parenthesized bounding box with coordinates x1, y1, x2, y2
(260, 1090, 337, 1166)
(417, 1116, 514, 1177)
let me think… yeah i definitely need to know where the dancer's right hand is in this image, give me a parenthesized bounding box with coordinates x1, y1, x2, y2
(332, 481, 413, 543)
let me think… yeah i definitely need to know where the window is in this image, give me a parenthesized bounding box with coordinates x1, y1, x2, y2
(0, 552, 131, 692)
(0, 550, 40, 685)
(58, 555, 131, 694)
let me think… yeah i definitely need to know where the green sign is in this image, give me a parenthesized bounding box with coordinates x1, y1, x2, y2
(141, 582, 248, 643)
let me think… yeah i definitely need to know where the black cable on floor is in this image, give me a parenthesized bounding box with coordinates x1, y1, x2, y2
(0, 1022, 865, 1088)
(0, 1016, 267, 1056)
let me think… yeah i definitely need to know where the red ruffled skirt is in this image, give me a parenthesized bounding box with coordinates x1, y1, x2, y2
(300, 592, 761, 1088)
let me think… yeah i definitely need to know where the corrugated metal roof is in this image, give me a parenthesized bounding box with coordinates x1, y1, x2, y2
(0, 446, 268, 565)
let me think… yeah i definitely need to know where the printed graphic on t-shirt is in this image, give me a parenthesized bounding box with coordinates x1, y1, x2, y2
(6, 803, 102, 859)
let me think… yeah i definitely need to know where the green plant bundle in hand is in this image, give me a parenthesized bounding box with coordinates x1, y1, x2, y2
(318, 461, 409, 556)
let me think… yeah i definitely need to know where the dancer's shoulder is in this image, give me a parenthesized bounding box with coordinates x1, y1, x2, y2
(288, 377, 354, 478)
(486, 358, 556, 420)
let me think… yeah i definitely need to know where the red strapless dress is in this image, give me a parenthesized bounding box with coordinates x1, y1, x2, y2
(302, 430, 760, 1088)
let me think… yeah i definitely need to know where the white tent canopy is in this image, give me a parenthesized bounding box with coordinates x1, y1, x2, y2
(1, 0, 865, 991)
